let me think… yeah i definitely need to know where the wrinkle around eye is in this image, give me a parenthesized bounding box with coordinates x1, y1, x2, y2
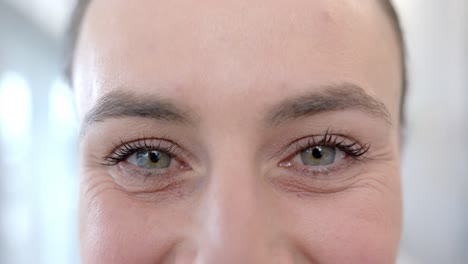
(80, 170, 127, 205)
(269, 159, 367, 196)
(270, 158, 399, 199)
(81, 167, 201, 205)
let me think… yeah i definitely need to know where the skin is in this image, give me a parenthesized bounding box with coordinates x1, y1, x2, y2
(74, 0, 403, 263)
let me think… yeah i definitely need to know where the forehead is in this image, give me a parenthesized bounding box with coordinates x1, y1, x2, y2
(74, 0, 402, 123)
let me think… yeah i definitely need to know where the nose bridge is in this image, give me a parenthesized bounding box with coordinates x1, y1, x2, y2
(194, 144, 270, 263)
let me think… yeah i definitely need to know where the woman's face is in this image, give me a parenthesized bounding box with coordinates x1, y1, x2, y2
(74, 0, 403, 263)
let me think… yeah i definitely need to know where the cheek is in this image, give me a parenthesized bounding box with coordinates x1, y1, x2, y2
(79, 174, 194, 264)
(282, 179, 401, 263)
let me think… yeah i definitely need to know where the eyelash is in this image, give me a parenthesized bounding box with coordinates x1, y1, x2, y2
(291, 129, 370, 159)
(279, 129, 370, 176)
(102, 130, 370, 175)
(102, 138, 182, 166)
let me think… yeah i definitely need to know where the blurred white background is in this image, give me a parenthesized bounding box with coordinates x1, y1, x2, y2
(0, 0, 466, 263)
(393, 1, 468, 263)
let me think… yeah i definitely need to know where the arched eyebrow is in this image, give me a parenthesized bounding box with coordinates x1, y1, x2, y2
(266, 83, 392, 126)
(81, 90, 194, 136)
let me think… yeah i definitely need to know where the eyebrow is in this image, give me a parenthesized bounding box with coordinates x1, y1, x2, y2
(81, 90, 192, 135)
(81, 83, 391, 136)
(266, 83, 392, 126)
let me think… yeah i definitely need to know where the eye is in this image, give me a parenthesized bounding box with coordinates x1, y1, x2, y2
(127, 150, 174, 169)
(278, 130, 369, 173)
(300, 146, 339, 166)
(289, 145, 346, 167)
(102, 138, 188, 172)
(101, 138, 194, 193)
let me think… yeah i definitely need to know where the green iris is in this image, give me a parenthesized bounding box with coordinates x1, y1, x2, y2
(300, 146, 336, 166)
(135, 150, 172, 169)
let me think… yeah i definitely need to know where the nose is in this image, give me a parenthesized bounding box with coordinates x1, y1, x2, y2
(193, 157, 281, 264)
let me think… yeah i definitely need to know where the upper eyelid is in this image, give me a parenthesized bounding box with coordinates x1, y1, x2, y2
(278, 133, 367, 160)
(103, 138, 187, 164)
(295, 135, 358, 151)
(112, 139, 174, 157)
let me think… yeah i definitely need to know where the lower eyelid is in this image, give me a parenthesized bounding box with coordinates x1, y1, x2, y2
(120, 160, 189, 174)
(280, 155, 356, 179)
(107, 161, 192, 190)
(271, 162, 367, 196)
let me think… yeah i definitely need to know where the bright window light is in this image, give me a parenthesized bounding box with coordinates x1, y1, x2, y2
(0, 71, 32, 158)
(48, 78, 78, 139)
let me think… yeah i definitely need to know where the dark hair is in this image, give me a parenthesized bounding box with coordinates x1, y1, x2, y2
(65, 0, 406, 123)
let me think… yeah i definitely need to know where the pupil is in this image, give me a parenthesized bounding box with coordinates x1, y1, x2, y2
(149, 151, 161, 163)
(312, 147, 323, 159)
